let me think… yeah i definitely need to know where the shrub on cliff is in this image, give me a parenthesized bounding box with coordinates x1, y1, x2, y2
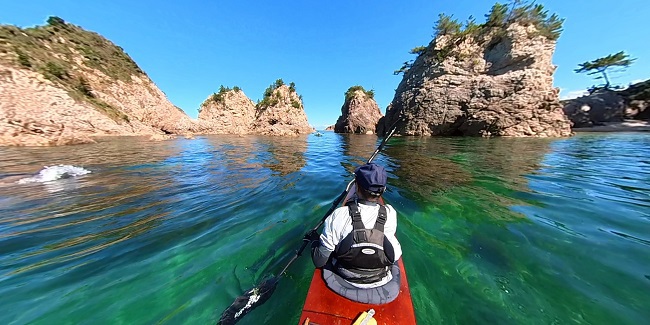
(432, 1, 563, 41)
(0, 17, 144, 82)
(345, 86, 375, 101)
(202, 85, 242, 106)
(394, 0, 565, 72)
(394, 46, 427, 75)
(75, 76, 94, 97)
(15, 48, 31, 67)
(258, 79, 299, 108)
(46, 16, 66, 27)
(44, 61, 68, 80)
(435, 13, 462, 36)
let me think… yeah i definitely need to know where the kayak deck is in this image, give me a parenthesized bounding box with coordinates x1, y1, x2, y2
(299, 256, 416, 325)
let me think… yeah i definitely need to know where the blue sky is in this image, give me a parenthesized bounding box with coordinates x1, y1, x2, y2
(2, 0, 648, 129)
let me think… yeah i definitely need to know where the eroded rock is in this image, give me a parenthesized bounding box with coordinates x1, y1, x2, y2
(334, 87, 383, 134)
(380, 24, 571, 137)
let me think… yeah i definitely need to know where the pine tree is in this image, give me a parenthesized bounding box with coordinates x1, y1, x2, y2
(575, 51, 636, 89)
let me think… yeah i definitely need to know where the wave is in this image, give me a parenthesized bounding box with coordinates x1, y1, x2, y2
(17, 165, 91, 184)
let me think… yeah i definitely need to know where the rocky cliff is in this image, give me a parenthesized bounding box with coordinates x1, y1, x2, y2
(563, 79, 650, 127)
(0, 17, 209, 146)
(198, 86, 256, 134)
(250, 81, 313, 136)
(334, 86, 383, 134)
(380, 4, 571, 137)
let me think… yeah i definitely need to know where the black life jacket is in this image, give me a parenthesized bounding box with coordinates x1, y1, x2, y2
(334, 200, 395, 284)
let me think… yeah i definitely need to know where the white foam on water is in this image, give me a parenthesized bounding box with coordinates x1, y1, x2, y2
(17, 165, 91, 184)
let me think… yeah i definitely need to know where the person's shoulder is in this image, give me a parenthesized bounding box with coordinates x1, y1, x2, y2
(329, 206, 350, 220)
(382, 203, 397, 215)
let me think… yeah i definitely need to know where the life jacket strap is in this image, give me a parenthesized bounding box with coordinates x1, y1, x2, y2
(375, 205, 387, 233)
(348, 201, 365, 230)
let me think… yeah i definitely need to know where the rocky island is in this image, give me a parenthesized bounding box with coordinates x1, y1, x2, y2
(379, 2, 572, 137)
(198, 80, 313, 136)
(334, 86, 383, 134)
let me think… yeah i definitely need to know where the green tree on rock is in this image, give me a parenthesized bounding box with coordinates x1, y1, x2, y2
(46, 16, 66, 27)
(575, 51, 636, 89)
(434, 13, 462, 36)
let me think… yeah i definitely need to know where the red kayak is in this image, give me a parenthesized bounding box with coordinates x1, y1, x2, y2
(298, 189, 417, 325)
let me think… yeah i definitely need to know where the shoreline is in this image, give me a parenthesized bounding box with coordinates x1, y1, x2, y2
(572, 120, 650, 133)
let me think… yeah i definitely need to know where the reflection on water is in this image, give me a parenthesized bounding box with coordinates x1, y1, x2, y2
(259, 136, 308, 176)
(384, 137, 472, 200)
(339, 134, 381, 172)
(0, 132, 649, 324)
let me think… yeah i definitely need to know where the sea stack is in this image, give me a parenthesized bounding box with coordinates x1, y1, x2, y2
(380, 3, 572, 137)
(334, 86, 383, 134)
(198, 86, 256, 134)
(250, 79, 313, 136)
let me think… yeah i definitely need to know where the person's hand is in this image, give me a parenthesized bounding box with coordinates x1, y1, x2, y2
(303, 230, 320, 242)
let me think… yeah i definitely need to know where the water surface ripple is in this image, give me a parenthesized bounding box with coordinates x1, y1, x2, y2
(0, 133, 648, 324)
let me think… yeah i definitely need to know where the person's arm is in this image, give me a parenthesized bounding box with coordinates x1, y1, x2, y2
(311, 207, 345, 268)
(384, 205, 402, 262)
(311, 241, 331, 268)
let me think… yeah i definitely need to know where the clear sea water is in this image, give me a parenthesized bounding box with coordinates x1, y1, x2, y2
(0, 132, 649, 324)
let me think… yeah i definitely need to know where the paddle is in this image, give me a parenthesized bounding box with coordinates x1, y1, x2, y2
(217, 122, 400, 325)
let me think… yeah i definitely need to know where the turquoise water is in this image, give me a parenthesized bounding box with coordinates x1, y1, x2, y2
(0, 132, 649, 324)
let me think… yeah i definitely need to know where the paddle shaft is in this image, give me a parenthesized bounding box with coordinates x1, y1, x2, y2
(277, 123, 399, 276)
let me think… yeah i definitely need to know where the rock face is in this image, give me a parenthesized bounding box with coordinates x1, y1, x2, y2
(198, 89, 256, 134)
(380, 24, 571, 137)
(621, 79, 650, 120)
(250, 84, 313, 136)
(0, 65, 152, 146)
(0, 19, 208, 146)
(563, 79, 650, 127)
(334, 88, 383, 134)
(562, 90, 626, 127)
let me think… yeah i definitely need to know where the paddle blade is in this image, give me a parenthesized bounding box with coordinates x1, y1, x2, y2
(217, 277, 279, 325)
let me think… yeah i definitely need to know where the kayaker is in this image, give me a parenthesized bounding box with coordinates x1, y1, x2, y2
(308, 162, 403, 304)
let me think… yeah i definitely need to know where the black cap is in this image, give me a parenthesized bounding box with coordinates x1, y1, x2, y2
(354, 163, 387, 194)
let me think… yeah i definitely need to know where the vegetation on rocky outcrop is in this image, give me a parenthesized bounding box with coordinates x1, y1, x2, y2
(257, 79, 302, 110)
(381, 0, 571, 137)
(251, 80, 312, 135)
(335, 86, 383, 134)
(197, 80, 313, 136)
(395, 0, 564, 77)
(0, 17, 144, 122)
(200, 85, 242, 109)
(344, 85, 375, 101)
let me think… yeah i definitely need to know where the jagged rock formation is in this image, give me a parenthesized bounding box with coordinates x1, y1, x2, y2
(325, 125, 335, 131)
(334, 86, 383, 134)
(380, 9, 571, 137)
(250, 82, 313, 136)
(198, 81, 313, 136)
(198, 87, 256, 134)
(0, 17, 210, 146)
(563, 79, 650, 127)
